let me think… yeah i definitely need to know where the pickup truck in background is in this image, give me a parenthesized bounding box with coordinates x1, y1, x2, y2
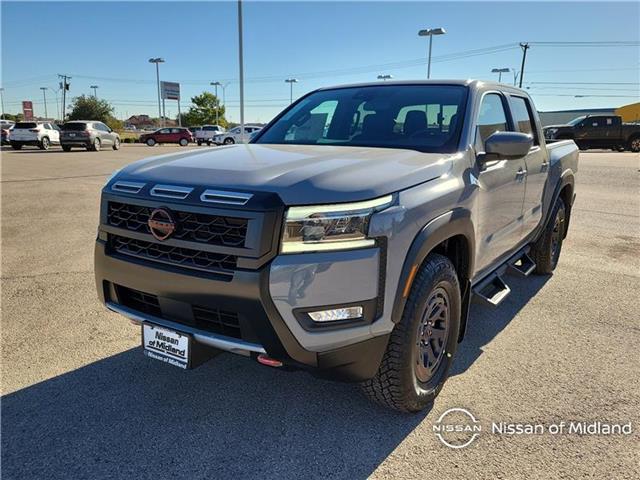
(195, 125, 225, 146)
(96, 80, 578, 412)
(543, 114, 640, 152)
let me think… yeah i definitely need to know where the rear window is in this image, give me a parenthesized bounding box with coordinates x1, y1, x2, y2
(62, 123, 88, 131)
(15, 122, 37, 129)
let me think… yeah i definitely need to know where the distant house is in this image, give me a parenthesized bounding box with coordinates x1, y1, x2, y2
(125, 114, 177, 129)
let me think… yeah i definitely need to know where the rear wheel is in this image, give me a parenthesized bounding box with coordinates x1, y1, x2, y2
(146, 138, 156, 147)
(629, 136, 640, 153)
(11, 142, 22, 150)
(532, 196, 566, 274)
(39, 137, 50, 150)
(112, 138, 121, 150)
(197, 140, 202, 146)
(361, 254, 460, 412)
(62, 145, 72, 152)
(179, 138, 189, 146)
(224, 137, 235, 145)
(91, 138, 101, 151)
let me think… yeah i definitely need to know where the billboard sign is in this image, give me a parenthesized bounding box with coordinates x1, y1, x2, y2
(22, 101, 34, 120)
(161, 81, 180, 100)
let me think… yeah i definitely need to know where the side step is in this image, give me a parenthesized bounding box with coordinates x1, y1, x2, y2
(472, 274, 511, 307)
(507, 251, 536, 277)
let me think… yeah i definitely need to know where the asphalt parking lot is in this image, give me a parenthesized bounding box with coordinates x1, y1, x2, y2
(1, 144, 639, 479)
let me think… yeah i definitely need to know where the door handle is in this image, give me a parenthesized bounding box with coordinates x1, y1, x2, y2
(541, 161, 549, 172)
(516, 168, 527, 181)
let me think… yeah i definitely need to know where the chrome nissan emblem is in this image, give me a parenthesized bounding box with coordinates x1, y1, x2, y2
(148, 208, 176, 241)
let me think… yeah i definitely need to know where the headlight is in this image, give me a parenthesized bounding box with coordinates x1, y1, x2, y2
(281, 194, 394, 253)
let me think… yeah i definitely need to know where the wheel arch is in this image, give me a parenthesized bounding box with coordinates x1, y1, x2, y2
(391, 208, 475, 341)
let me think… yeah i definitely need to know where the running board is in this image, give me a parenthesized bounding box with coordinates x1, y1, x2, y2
(508, 251, 536, 277)
(472, 274, 511, 307)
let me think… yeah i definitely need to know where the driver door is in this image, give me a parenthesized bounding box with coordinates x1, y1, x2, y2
(473, 92, 527, 275)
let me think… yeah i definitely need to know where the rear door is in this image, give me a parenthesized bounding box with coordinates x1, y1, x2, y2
(575, 116, 608, 146)
(508, 95, 548, 237)
(473, 92, 527, 274)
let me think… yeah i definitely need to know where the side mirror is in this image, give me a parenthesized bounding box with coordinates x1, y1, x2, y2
(483, 131, 533, 160)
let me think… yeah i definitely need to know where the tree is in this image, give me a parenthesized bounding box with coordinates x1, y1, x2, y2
(180, 92, 227, 127)
(67, 95, 121, 129)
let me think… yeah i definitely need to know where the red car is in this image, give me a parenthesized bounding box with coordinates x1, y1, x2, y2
(140, 127, 193, 147)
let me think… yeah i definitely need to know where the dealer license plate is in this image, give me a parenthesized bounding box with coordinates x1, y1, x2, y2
(142, 324, 190, 369)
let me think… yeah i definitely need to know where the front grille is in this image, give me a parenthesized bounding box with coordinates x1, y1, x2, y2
(114, 285, 241, 339)
(109, 234, 237, 274)
(192, 306, 242, 339)
(107, 201, 248, 247)
(116, 285, 161, 317)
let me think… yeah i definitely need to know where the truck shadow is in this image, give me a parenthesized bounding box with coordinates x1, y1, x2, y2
(2, 348, 429, 480)
(451, 272, 550, 377)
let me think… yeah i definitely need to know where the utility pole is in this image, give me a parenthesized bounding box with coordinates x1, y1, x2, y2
(518, 43, 530, 88)
(238, 0, 245, 138)
(58, 74, 71, 120)
(0, 87, 5, 119)
(40, 87, 48, 119)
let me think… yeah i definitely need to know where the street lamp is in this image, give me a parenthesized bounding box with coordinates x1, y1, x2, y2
(210, 81, 222, 125)
(0, 87, 5, 119)
(377, 74, 393, 81)
(285, 78, 298, 104)
(40, 87, 48, 119)
(491, 68, 510, 83)
(90, 85, 99, 98)
(418, 27, 446, 79)
(148, 57, 165, 127)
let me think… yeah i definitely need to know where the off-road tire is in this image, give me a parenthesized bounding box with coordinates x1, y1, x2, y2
(531, 196, 566, 274)
(361, 253, 461, 412)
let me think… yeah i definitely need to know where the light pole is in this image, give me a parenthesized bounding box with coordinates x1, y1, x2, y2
(491, 68, 510, 83)
(210, 81, 221, 125)
(149, 57, 165, 127)
(90, 85, 99, 98)
(1, 87, 6, 119)
(285, 78, 298, 104)
(418, 27, 446, 79)
(238, 0, 245, 138)
(377, 74, 393, 81)
(40, 87, 49, 119)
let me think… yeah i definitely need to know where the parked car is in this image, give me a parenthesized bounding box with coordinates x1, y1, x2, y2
(0, 119, 15, 129)
(195, 125, 225, 146)
(96, 80, 578, 412)
(543, 114, 640, 152)
(60, 121, 120, 152)
(213, 125, 262, 145)
(9, 121, 60, 150)
(140, 127, 193, 146)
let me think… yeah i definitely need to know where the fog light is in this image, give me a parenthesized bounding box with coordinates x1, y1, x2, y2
(308, 306, 363, 322)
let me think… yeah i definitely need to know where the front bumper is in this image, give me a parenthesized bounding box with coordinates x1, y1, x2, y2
(95, 238, 390, 381)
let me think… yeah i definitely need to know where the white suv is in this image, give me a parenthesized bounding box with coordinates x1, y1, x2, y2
(10, 121, 61, 150)
(213, 125, 262, 145)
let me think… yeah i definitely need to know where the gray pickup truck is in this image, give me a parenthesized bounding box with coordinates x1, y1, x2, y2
(95, 80, 578, 412)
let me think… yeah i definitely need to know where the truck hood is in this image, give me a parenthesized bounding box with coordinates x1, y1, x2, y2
(118, 144, 460, 205)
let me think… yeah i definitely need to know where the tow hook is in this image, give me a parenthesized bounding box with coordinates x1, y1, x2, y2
(257, 354, 283, 368)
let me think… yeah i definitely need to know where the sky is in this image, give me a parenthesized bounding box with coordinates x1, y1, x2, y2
(1, 0, 639, 123)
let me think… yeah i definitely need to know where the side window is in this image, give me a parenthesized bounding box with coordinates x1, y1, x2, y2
(510, 96, 538, 145)
(100, 123, 110, 131)
(231, 127, 240, 134)
(170, 128, 181, 133)
(159, 128, 170, 134)
(476, 93, 510, 147)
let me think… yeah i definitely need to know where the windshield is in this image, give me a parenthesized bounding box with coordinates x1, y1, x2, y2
(567, 116, 587, 126)
(62, 123, 87, 131)
(255, 85, 468, 153)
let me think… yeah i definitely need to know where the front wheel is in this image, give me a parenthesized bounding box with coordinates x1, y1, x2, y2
(361, 254, 461, 412)
(146, 138, 156, 147)
(532, 196, 566, 274)
(223, 137, 235, 145)
(629, 136, 640, 153)
(39, 137, 50, 150)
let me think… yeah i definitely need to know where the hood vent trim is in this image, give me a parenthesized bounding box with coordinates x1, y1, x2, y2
(150, 184, 194, 199)
(111, 181, 146, 194)
(200, 189, 253, 206)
